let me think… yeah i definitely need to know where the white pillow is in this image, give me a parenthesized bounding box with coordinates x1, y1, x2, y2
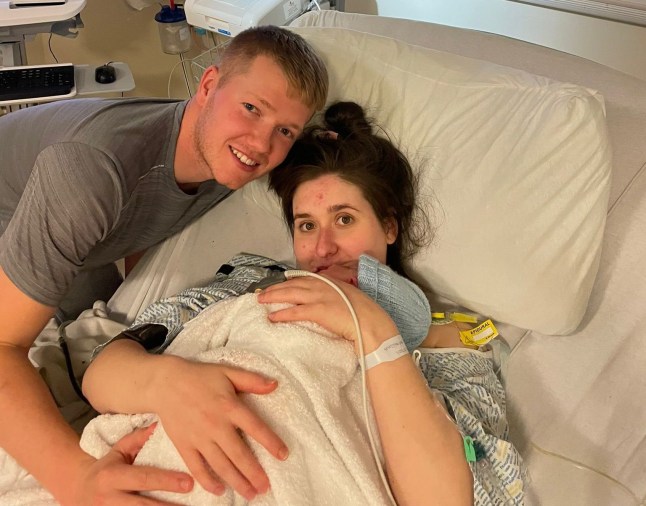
(247, 26, 612, 335)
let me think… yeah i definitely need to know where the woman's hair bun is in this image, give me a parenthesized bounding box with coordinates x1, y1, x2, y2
(324, 101, 372, 138)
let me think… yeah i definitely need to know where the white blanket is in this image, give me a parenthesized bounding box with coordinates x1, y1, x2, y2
(1, 294, 391, 505)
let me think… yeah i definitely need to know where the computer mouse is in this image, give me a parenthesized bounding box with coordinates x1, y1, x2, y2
(95, 64, 116, 84)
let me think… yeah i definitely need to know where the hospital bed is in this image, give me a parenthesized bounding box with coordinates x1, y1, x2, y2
(4, 9, 646, 505)
(290, 13, 646, 505)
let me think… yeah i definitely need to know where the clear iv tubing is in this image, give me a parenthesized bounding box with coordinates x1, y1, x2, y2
(507, 332, 645, 506)
(527, 441, 644, 505)
(284, 269, 398, 506)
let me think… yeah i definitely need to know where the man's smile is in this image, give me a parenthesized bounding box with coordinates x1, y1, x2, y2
(230, 146, 259, 167)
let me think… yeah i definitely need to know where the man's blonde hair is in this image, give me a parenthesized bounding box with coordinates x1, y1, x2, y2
(218, 26, 328, 111)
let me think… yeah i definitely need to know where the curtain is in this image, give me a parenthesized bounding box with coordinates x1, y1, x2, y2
(514, 0, 646, 26)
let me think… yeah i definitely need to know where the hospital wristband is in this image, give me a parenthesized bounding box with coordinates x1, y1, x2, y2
(363, 334, 408, 370)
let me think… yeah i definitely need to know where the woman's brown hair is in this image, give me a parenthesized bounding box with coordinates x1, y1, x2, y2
(269, 101, 430, 278)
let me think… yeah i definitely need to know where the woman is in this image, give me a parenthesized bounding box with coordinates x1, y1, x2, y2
(264, 101, 523, 505)
(82, 102, 524, 505)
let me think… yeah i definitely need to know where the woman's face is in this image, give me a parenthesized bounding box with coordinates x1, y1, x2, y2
(292, 174, 397, 273)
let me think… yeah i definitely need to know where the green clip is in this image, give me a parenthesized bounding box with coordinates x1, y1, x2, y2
(463, 436, 477, 463)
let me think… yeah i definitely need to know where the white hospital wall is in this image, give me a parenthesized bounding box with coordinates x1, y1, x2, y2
(347, 0, 646, 82)
(24, 0, 646, 98)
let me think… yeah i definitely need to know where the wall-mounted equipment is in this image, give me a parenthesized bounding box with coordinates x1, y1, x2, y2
(183, 0, 309, 37)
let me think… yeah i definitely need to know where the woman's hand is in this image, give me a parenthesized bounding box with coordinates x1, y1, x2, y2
(150, 358, 289, 501)
(83, 340, 288, 502)
(257, 275, 398, 354)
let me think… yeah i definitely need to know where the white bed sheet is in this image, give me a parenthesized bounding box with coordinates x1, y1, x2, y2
(504, 164, 646, 505)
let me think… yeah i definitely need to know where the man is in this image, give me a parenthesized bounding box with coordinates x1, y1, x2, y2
(0, 26, 328, 504)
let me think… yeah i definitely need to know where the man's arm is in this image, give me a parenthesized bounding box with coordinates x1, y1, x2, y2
(0, 267, 194, 504)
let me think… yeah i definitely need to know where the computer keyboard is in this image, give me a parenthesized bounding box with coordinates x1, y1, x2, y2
(0, 64, 76, 103)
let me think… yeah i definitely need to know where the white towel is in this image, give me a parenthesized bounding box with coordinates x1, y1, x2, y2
(80, 294, 391, 505)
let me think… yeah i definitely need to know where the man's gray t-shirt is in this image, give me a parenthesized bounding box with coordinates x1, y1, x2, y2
(0, 98, 232, 307)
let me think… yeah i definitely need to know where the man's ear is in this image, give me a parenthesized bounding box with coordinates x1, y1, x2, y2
(384, 217, 398, 245)
(195, 65, 221, 105)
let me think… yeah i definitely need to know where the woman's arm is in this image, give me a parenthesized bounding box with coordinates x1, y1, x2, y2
(83, 256, 294, 501)
(405, 309, 526, 504)
(316, 255, 432, 351)
(84, 330, 287, 501)
(92, 254, 290, 357)
(259, 277, 473, 506)
(362, 333, 474, 506)
(415, 344, 527, 505)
